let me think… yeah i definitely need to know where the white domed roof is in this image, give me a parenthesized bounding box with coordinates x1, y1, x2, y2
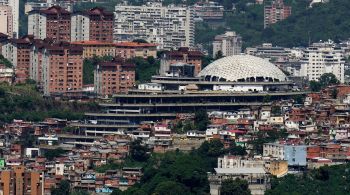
(198, 55, 286, 82)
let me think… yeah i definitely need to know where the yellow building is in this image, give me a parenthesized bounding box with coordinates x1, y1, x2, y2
(265, 160, 288, 177)
(115, 42, 157, 59)
(71, 41, 116, 58)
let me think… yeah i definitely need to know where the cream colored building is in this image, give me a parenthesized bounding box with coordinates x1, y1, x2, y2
(300, 41, 345, 83)
(0, 0, 18, 37)
(114, 2, 194, 50)
(0, 5, 12, 36)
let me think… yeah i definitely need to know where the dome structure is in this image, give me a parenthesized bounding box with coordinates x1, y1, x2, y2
(198, 55, 286, 82)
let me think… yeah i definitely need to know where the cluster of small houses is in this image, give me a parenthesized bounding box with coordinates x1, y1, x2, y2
(2, 85, 350, 194)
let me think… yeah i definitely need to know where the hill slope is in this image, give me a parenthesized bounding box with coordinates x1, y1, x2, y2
(262, 0, 350, 47)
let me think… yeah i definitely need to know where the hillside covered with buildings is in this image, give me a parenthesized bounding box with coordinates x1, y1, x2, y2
(1, 0, 350, 195)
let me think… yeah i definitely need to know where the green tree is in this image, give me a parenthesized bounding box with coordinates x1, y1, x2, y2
(130, 140, 149, 162)
(331, 88, 338, 99)
(310, 80, 322, 92)
(44, 148, 66, 161)
(319, 73, 339, 87)
(293, 94, 304, 104)
(154, 181, 188, 195)
(215, 50, 224, 60)
(194, 109, 209, 131)
(221, 178, 251, 195)
(51, 180, 70, 195)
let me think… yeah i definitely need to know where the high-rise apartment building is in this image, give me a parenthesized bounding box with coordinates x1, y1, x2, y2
(212, 31, 242, 57)
(41, 43, 83, 95)
(71, 7, 114, 42)
(28, 6, 71, 42)
(300, 41, 345, 83)
(29, 41, 84, 95)
(264, 0, 291, 29)
(0, 166, 44, 195)
(0, 5, 12, 37)
(2, 35, 36, 83)
(114, 2, 194, 50)
(94, 58, 135, 96)
(0, 0, 18, 38)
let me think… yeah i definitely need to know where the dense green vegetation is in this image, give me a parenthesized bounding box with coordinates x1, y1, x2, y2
(309, 73, 339, 92)
(0, 55, 13, 68)
(44, 148, 66, 161)
(131, 57, 160, 83)
(0, 83, 99, 123)
(196, 0, 350, 52)
(83, 56, 113, 85)
(111, 139, 246, 195)
(221, 178, 251, 195)
(51, 180, 89, 195)
(266, 164, 350, 195)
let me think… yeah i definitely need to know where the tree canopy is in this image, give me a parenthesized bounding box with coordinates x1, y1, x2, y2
(266, 164, 350, 195)
(221, 178, 251, 195)
(309, 73, 339, 92)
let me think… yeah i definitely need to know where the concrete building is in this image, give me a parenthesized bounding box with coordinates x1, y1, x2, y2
(24, 1, 72, 14)
(114, 2, 195, 50)
(94, 58, 135, 96)
(0, 0, 18, 38)
(77, 55, 305, 134)
(245, 43, 289, 60)
(212, 31, 242, 57)
(71, 41, 116, 58)
(2, 35, 36, 83)
(115, 42, 157, 59)
(0, 5, 12, 37)
(28, 6, 71, 42)
(192, 1, 224, 20)
(71, 7, 113, 42)
(264, 0, 291, 29)
(71, 41, 158, 59)
(300, 41, 345, 83)
(30, 42, 84, 95)
(263, 143, 307, 166)
(160, 47, 203, 76)
(0, 64, 13, 83)
(0, 166, 44, 195)
(209, 167, 270, 195)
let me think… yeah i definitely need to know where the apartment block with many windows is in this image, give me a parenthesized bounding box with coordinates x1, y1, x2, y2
(300, 41, 345, 83)
(94, 58, 135, 96)
(43, 43, 83, 95)
(71, 7, 114, 42)
(28, 6, 71, 42)
(264, 0, 291, 29)
(114, 2, 194, 50)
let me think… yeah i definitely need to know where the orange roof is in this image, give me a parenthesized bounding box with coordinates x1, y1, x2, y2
(71, 41, 158, 48)
(71, 40, 115, 46)
(115, 42, 158, 48)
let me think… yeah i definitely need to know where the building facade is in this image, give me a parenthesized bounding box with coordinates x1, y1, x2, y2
(115, 42, 157, 59)
(160, 47, 203, 76)
(264, 0, 291, 29)
(0, 166, 44, 195)
(94, 58, 135, 96)
(114, 2, 194, 50)
(0, 5, 12, 37)
(300, 41, 345, 83)
(0, 0, 18, 38)
(71, 7, 113, 42)
(38, 43, 84, 95)
(212, 31, 242, 57)
(71, 41, 116, 58)
(2, 35, 36, 83)
(28, 6, 71, 42)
